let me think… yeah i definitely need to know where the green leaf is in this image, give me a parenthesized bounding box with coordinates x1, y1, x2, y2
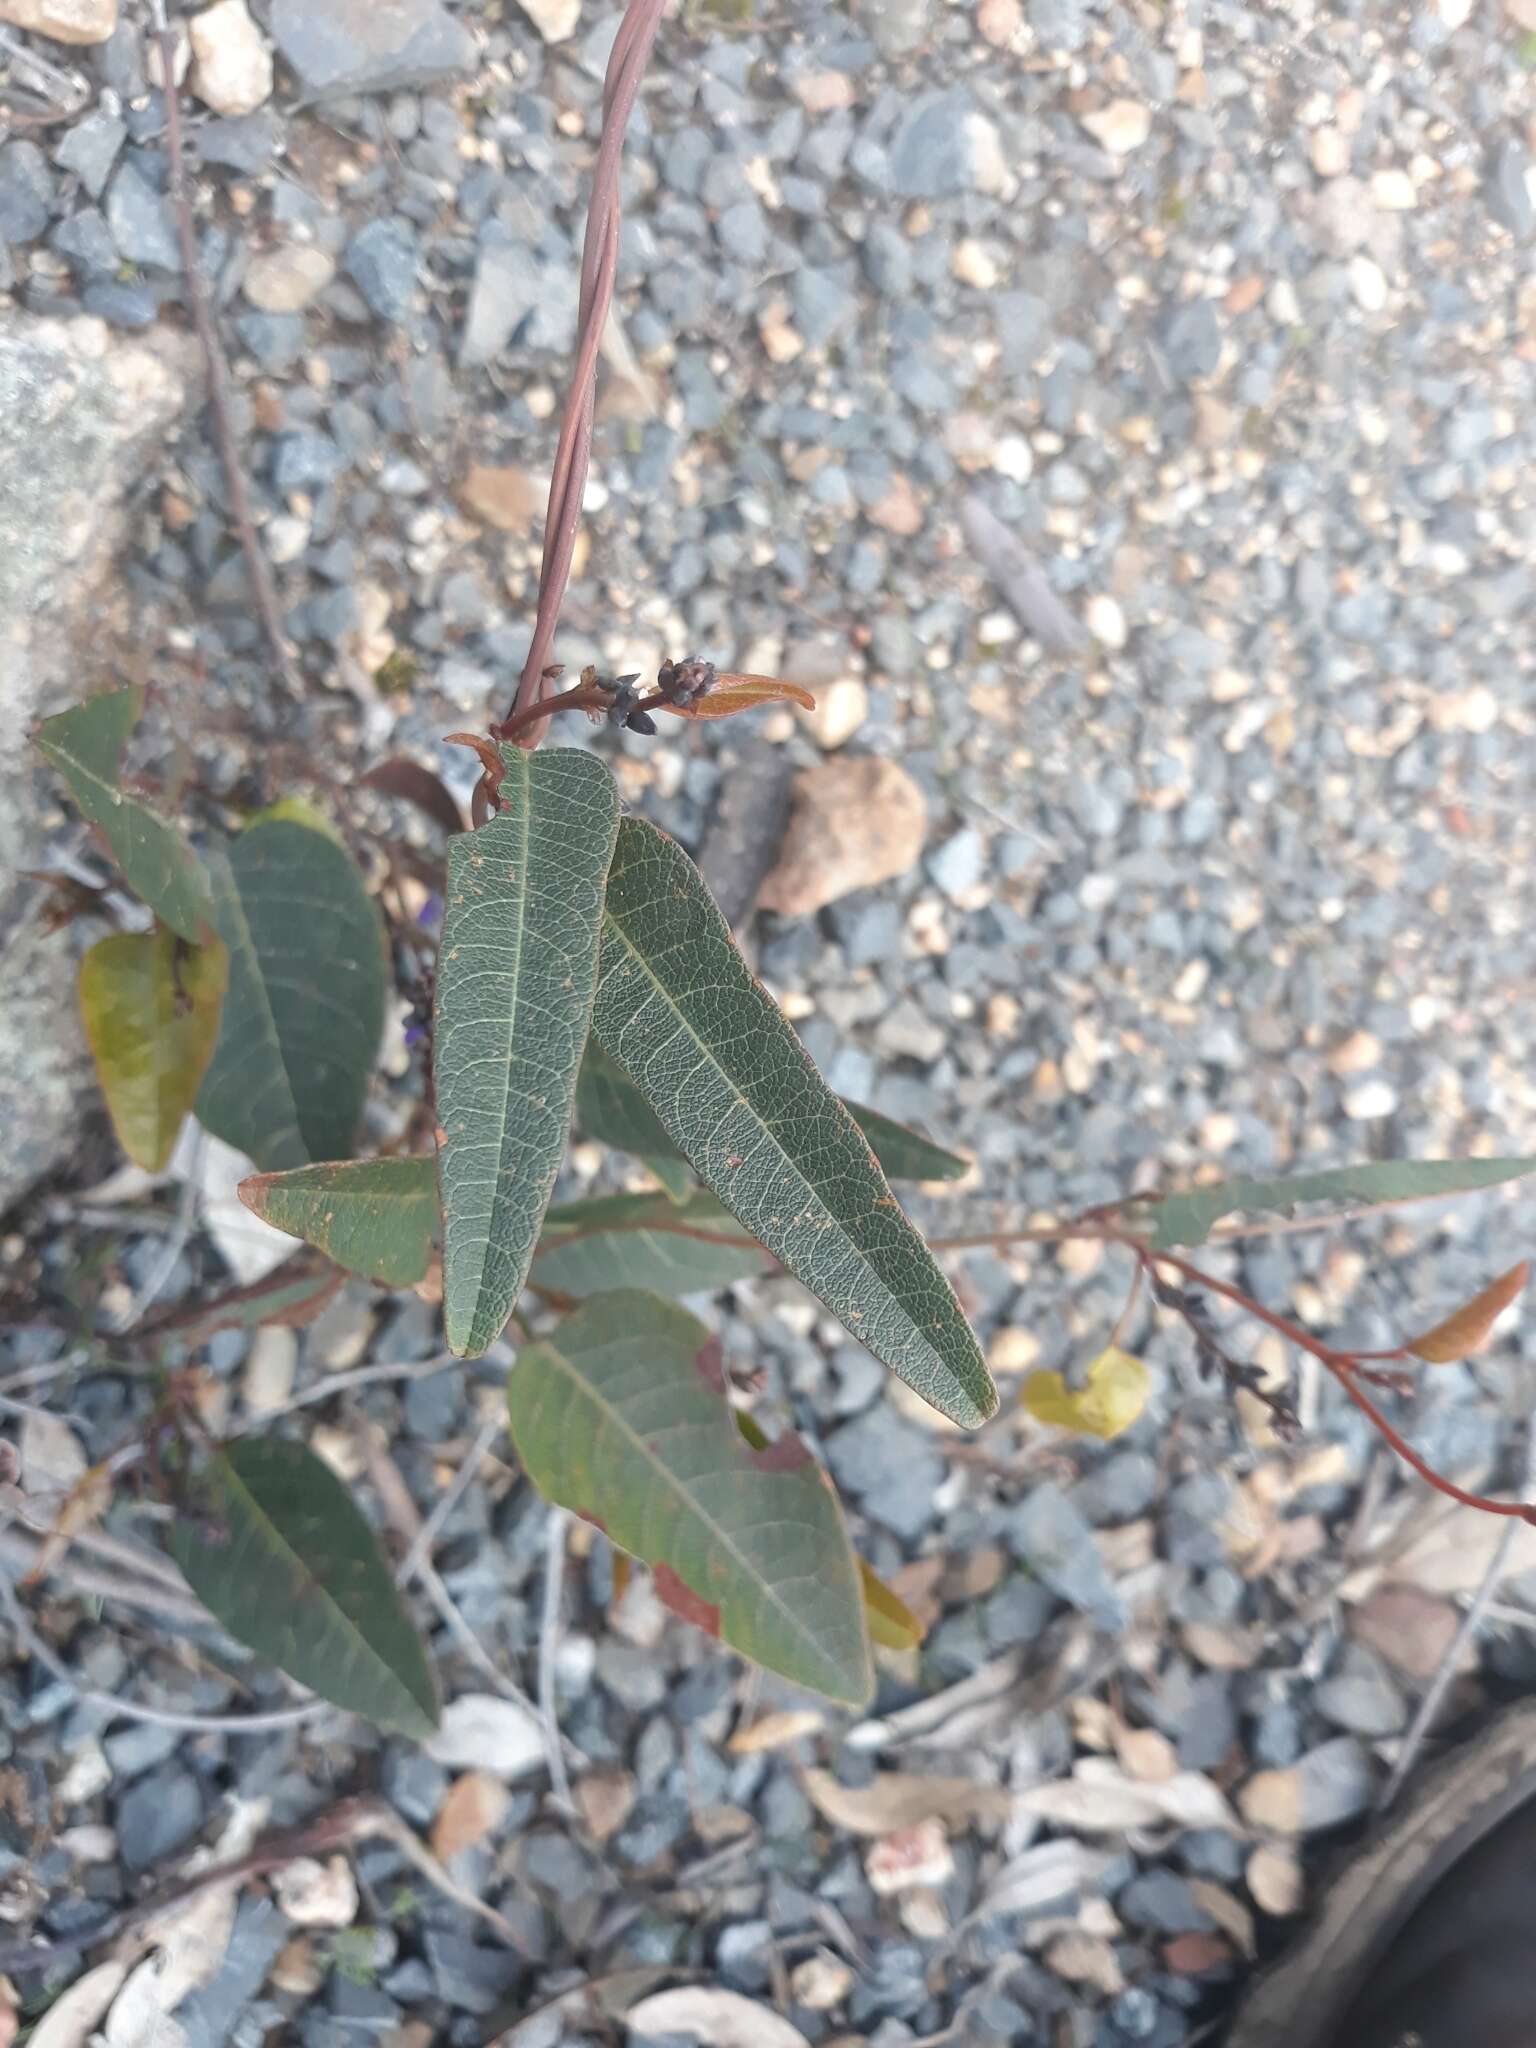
(197, 819, 387, 1171)
(506, 1290, 872, 1704)
(435, 747, 620, 1357)
(239, 1156, 437, 1286)
(78, 928, 227, 1171)
(1142, 1158, 1536, 1251)
(859, 1557, 926, 1652)
(576, 1038, 693, 1199)
(245, 794, 345, 845)
(592, 818, 995, 1428)
(578, 1038, 964, 1190)
(35, 687, 211, 941)
(170, 1437, 438, 1737)
(532, 1189, 770, 1300)
(844, 1102, 969, 1184)
(133, 1260, 342, 1349)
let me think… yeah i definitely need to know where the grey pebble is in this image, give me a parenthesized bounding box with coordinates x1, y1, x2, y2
(268, 0, 476, 100)
(929, 827, 986, 901)
(54, 113, 127, 201)
(115, 1762, 203, 1872)
(1486, 138, 1534, 240)
(0, 141, 55, 245)
(1070, 1449, 1160, 1526)
(824, 1405, 946, 1542)
(1161, 299, 1223, 383)
(1006, 1482, 1125, 1630)
(1314, 1644, 1408, 1738)
(1117, 1868, 1216, 1935)
(344, 218, 418, 322)
(1294, 1735, 1377, 1833)
(105, 160, 180, 272)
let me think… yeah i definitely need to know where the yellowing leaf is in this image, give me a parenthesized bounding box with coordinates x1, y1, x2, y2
(860, 1558, 926, 1651)
(655, 671, 817, 721)
(1021, 1347, 1150, 1441)
(245, 794, 345, 845)
(1407, 1261, 1528, 1363)
(79, 928, 227, 1171)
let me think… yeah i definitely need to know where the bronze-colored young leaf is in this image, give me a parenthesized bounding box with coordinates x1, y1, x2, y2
(35, 687, 211, 942)
(1407, 1262, 1529, 1364)
(169, 1437, 438, 1738)
(592, 818, 994, 1428)
(859, 1558, 926, 1651)
(197, 819, 387, 1171)
(506, 1290, 873, 1704)
(239, 1156, 437, 1287)
(434, 746, 620, 1357)
(532, 1189, 770, 1300)
(78, 928, 227, 1171)
(654, 672, 816, 721)
(133, 1260, 342, 1349)
(1142, 1158, 1536, 1252)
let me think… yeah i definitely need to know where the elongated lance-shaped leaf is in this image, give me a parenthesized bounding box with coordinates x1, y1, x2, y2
(1141, 1157, 1536, 1251)
(36, 687, 211, 941)
(78, 927, 226, 1171)
(577, 1037, 966, 1190)
(133, 1260, 342, 1350)
(240, 1156, 437, 1286)
(507, 1290, 872, 1704)
(434, 746, 620, 1357)
(842, 1101, 969, 1184)
(592, 818, 995, 1428)
(170, 1437, 438, 1737)
(575, 1037, 692, 1198)
(197, 819, 387, 1171)
(533, 1189, 770, 1300)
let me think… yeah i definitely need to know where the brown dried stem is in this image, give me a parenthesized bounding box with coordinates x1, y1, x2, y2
(153, 3, 304, 702)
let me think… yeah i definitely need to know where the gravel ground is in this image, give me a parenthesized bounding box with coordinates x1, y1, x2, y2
(6, 0, 1536, 2042)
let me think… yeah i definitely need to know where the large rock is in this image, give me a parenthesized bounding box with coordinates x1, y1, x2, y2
(0, 316, 192, 1215)
(0, 0, 116, 44)
(268, 0, 476, 101)
(758, 755, 929, 918)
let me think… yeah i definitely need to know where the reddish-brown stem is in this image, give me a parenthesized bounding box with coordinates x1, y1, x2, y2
(505, 0, 668, 741)
(1142, 1244, 1536, 1523)
(1329, 1365, 1536, 1522)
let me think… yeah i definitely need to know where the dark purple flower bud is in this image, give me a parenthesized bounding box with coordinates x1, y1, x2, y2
(625, 708, 658, 735)
(657, 655, 717, 706)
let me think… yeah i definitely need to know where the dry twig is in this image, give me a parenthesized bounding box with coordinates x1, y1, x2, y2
(151, 0, 304, 701)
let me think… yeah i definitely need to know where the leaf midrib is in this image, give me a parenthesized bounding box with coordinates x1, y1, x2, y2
(537, 1334, 855, 1699)
(218, 1452, 426, 1731)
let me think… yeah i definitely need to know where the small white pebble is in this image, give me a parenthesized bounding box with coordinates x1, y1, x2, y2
(1344, 1079, 1399, 1121)
(1349, 256, 1388, 312)
(1085, 593, 1128, 650)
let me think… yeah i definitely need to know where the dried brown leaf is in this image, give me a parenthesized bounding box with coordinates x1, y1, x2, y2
(1189, 1879, 1256, 1958)
(626, 1987, 810, 2048)
(803, 1769, 1014, 1836)
(429, 1773, 511, 1864)
(1406, 1261, 1528, 1362)
(728, 1709, 826, 1756)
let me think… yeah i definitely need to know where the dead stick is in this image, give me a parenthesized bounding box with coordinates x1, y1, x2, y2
(153, 4, 304, 701)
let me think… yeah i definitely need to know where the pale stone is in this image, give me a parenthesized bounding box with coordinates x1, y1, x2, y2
(1080, 99, 1151, 155)
(1085, 593, 1127, 650)
(0, 0, 114, 43)
(243, 244, 334, 313)
(759, 756, 928, 917)
(190, 0, 273, 114)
